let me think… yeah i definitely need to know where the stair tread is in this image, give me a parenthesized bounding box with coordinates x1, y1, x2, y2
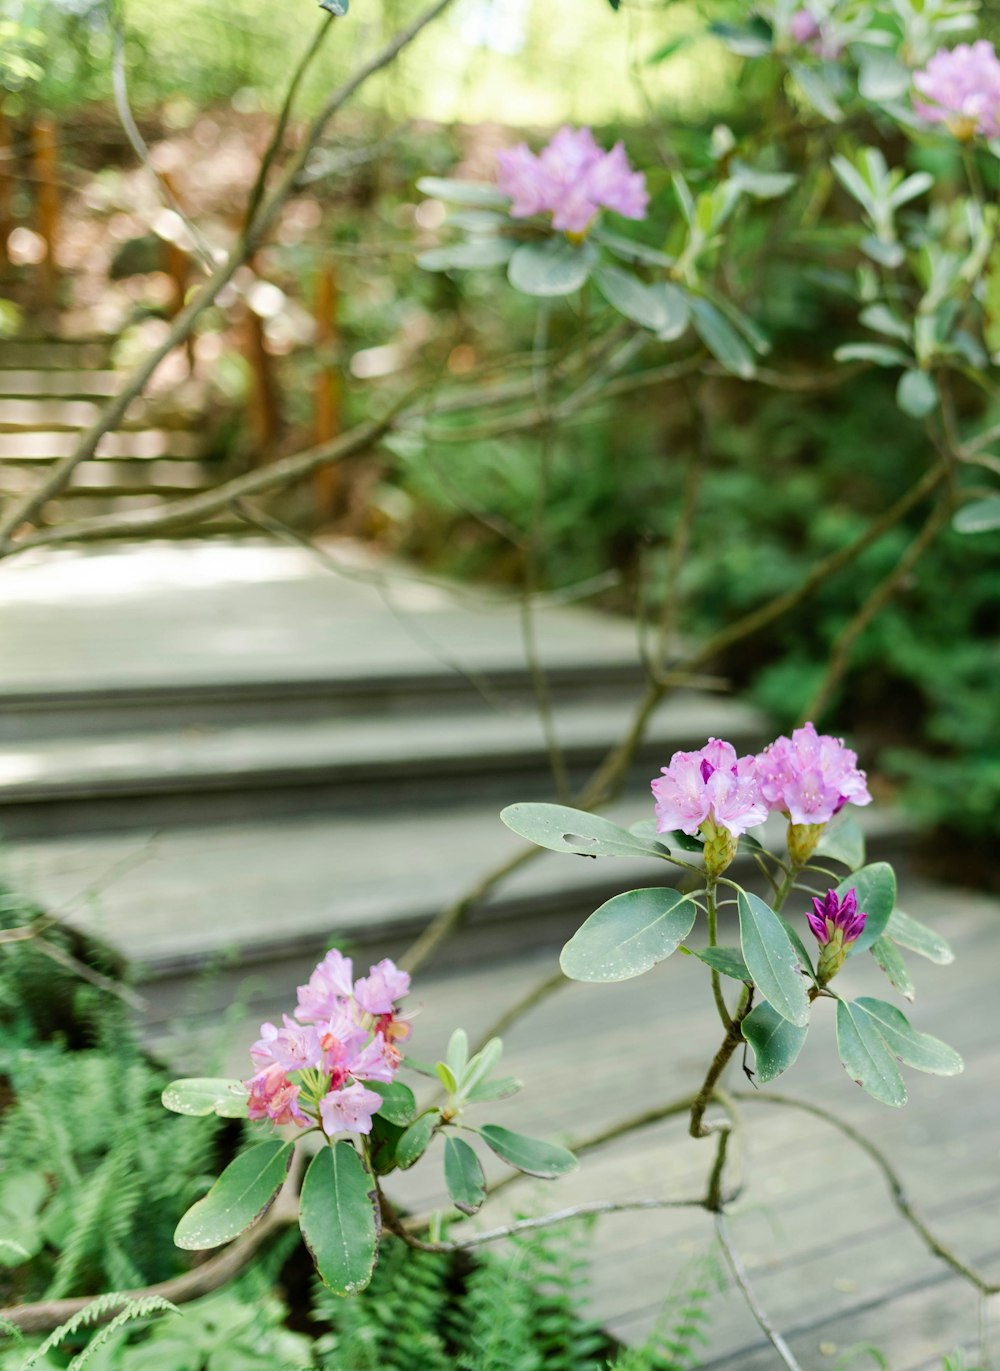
(0, 429, 202, 460)
(0, 692, 764, 798)
(0, 369, 120, 397)
(3, 803, 913, 975)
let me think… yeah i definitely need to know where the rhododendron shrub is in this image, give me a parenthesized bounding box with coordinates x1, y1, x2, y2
(162, 954, 575, 1294)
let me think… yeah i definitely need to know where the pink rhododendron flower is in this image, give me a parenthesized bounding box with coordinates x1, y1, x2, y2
(806, 887, 867, 947)
(914, 41, 1000, 139)
(496, 126, 649, 236)
(246, 1063, 307, 1127)
(319, 1082, 384, 1137)
(250, 1015, 325, 1073)
(787, 8, 841, 60)
(651, 738, 768, 839)
(789, 9, 820, 45)
(754, 722, 871, 827)
(354, 959, 411, 1016)
(295, 947, 354, 1023)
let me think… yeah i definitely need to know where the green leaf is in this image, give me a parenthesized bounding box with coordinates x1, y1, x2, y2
(861, 234, 905, 268)
(870, 936, 915, 1002)
(690, 297, 756, 378)
(416, 177, 508, 209)
(400, 1056, 439, 1079)
(591, 228, 674, 267)
(728, 162, 796, 199)
(853, 997, 963, 1075)
(835, 862, 896, 955)
(161, 1078, 249, 1119)
(465, 1074, 522, 1104)
(776, 913, 816, 980)
(462, 1037, 503, 1094)
(417, 238, 514, 271)
(836, 999, 907, 1107)
(436, 1061, 459, 1094)
(368, 1115, 406, 1176)
(477, 1125, 577, 1178)
(300, 1142, 380, 1295)
(742, 1000, 809, 1084)
(319, 0, 349, 14)
(594, 265, 670, 331)
(174, 1141, 293, 1250)
(814, 814, 865, 871)
(693, 945, 750, 981)
(560, 887, 697, 983)
(396, 1112, 438, 1169)
(859, 303, 910, 343)
(737, 891, 810, 1027)
(446, 1028, 469, 1080)
(501, 802, 672, 860)
(834, 341, 909, 366)
(366, 1080, 417, 1126)
(896, 369, 939, 418)
(443, 1135, 487, 1215)
(858, 50, 911, 101)
(792, 64, 843, 122)
(507, 238, 597, 296)
(886, 909, 954, 965)
(954, 496, 1000, 533)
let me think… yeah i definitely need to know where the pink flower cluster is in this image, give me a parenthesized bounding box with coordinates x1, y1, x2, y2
(914, 40, 1000, 139)
(788, 8, 842, 61)
(496, 126, 649, 236)
(244, 950, 411, 1138)
(651, 724, 871, 846)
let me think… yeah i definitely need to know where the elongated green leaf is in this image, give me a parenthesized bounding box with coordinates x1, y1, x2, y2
(886, 909, 954, 965)
(477, 1125, 577, 1178)
(836, 999, 907, 1107)
(444, 1135, 487, 1215)
(416, 177, 508, 208)
(693, 946, 750, 981)
(501, 802, 672, 860)
(814, 814, 865, 871)
(465, 1074, 522, 1104)
(690, 297, 756, 378)
(174, 1141, 293, 1250)
(834, 341, 909, 366)
(161, 1078, 249, 1119)
(592, 228, 674, 267)
(737, 891, 809, 1027)
(300, 1142, 380, 1295)
(396, 1112, 437, 1169)
(793, 63, 843, 121)
(447, 1028, 469, 1081)
(858, 50, 911, 101)
(836, 863, 896, 955)
(508, 238, 597, 296)
(954, 496, 1000, 534)
(870, 936, 914, 1001)
(417, 238, 513, 271)
(854, 997, 963, 1075)
(560, 888, 697, 982)
(728, 162, 796, 200)
(742, 1000, 808, 1084)
(436, 1062, 458, 1094)
(859, 304, 910, 343)
(594, 265, 670, 331)
(366, 1080, 417, 1127)
(462, 1037, 503, 1095)
(368, 1115, 405, 1176)
(777, 912, 816, 980)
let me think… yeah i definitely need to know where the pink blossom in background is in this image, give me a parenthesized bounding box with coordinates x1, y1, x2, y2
(295, 947, 355, 1023)
(319, 1081, 385, 1137)
(496, 125, 649, 235)
(787, 8, 842, 60)
(789, 9, 821, 45)
(754, 722, 871, 826)
(806, 887, 867, 948)
(914, 41, 1000, 139)
(651, 738, 768, 839)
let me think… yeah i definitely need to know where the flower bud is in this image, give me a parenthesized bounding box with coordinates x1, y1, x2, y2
(806, 888, 867, 985)
(787, 820, 825, 867)
(701, 815, 738, 879)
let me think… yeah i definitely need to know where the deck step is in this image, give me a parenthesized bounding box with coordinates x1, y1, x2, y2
(0, 338, 113, 370)
(0, 369, 121, 398)
(0, 429, 203, 461)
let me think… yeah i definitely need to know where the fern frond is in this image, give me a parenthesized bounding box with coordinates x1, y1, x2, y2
(65, 1297, 178, 1370)
(22, 1294, 176, 1367)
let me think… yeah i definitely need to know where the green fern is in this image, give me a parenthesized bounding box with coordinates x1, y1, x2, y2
(17, 1293, 177, 1369)
(607, 1252, 724, 1371)
(450, 1244, 542, 1371)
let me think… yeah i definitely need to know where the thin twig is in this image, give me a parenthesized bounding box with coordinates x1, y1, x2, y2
(715, 1212, 806, 1370)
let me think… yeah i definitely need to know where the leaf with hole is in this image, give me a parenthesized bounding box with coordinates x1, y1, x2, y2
(737, 891, 809, 1026)
(161, 1078, 249, 1119)
(836, 999, 907, 1107)
(742, 1000, 808, 1084)
(502, 803, 672, 860)
(560, 887, 697, 982)
(835, 863, 896, 955)
(854, 997, 962, 1075)
(886, 909, 954, 965)
(174, 1141, 293, 1250)
(300, 1142, 380, 1295)
(477, 1125, 577, 1178)
(444, 1135, 487, 1214)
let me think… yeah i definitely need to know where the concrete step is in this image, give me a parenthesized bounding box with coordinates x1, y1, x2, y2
(0, 459, 210, 498)
(0, 338, 113, 370)
(0, 369, 121, 399)
(0, 396, 194, 432)
(0, 691, 766, 837)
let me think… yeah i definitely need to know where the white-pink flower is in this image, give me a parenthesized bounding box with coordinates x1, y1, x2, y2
(754, 722, 871, 826)
(295, 948, 354, 1023)
(914, 41, 1000, 139)
(354, 959, 411, 1016)
(319, 1082, 384, 1137)
(496, 126, 649, 236)
(250, 1014, 324, 1073)
(651, 738, 768, 839)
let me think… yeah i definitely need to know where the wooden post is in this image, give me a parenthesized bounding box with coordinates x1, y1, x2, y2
(313, 261, 341, 518)
(0, 104, 13, 273)
(243, 259, 281, 459)
(159, 171, 195, 373)
(31, 115, 59, 312)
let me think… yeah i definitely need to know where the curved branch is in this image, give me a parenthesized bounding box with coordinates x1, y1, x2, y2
(715, 1213, 805, 1370)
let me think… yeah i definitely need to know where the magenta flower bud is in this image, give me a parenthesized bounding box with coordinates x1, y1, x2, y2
(496, 125, 649, 237)
(914, 41, 1000, 141)
(807, 888, 867, 984)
